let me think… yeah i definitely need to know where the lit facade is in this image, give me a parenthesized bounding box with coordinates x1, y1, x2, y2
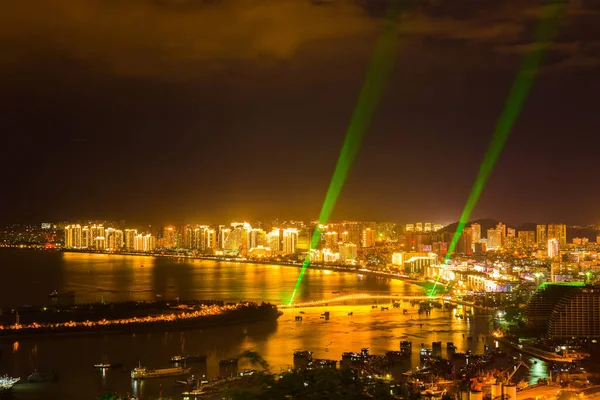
(548, 224, 567, 246)
(64, 224, 82, 248)
(282, 228, 298, 254)
(536, 225, 547, 248)
(361, 228, 375, 248)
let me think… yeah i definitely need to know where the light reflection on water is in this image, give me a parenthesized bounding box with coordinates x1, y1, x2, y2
(0, 250, 547, 399)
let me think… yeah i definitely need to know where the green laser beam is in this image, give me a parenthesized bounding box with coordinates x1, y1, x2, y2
(432, 1, 566, 296)
(288, 0, 402, 305)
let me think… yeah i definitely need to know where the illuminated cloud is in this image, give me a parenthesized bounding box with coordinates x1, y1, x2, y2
(0, 0, 598, 77)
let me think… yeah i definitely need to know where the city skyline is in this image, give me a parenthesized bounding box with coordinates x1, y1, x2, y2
(2, 1, 600, 224)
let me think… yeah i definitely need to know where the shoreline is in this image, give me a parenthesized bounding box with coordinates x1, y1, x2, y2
(54, 248, 448, 293)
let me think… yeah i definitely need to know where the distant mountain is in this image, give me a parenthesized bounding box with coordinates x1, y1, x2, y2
(441, 218, 504, 238)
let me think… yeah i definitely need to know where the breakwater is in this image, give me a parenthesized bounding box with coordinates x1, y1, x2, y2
(0, 301, 281, 339)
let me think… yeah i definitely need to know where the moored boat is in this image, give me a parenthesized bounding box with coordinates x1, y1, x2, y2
(28, 370, 58, 383)
(0, 375, 20, 393)
(130, 364, 191, 379)
(94, 362, 123, 369)
(170, 354, 207, 363)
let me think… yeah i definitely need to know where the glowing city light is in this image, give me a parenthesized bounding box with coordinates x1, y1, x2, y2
(289, 0, 402, 305)
(436, 1, 566, 296)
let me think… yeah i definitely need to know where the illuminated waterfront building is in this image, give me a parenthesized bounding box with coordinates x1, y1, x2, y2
(391, 252, 403, 266)
(82, 226, 91, 248)
(267, 229, 281, 252)
(224, 226, 244, 252)
(94, 236, 106, 250)
(248, 229, 266, 249)
(219, 228, 231, 249)
(536, 225, 547, 248)
(282, 228, 298, 254)
(324, 232, 339, 251)
(322, 248, 339, 263)
(64, 224, 82, 248)
(361, 228, 375, 248)
(339, 243, 357, 263)
(527, 282, 600, 339)
(105, 228, 123, 250)
(405, 224, 414, 232)
(162, 226, 177, 248)
(424, 223, 432, 232)
(124, 229, 137, 250)
(548, 223, 567, 246)
(547, 285, 600, 338)
(415, 222, 423, 232)
(433, 224, 443, 232)
(134, 234, 156, 252)
(205, 229, 216, 250)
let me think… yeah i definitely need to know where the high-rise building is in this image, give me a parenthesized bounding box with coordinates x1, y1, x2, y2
(415, 223, 423, 232)
(324, 232, 339, 250)
(249, 229, 266, 249)
(496, 222, 506, 239)
(548, 239, 560, 258)
(517, 231, 535, 248)
(457, 228, 472, 254)
(134, 234, 156, 252)
(124, 229, 137, 250)
(487, 228, 501, 250)
(205, 229, 216, 250)
(105, 228, 123, 250)
(282, 228, 298, 254)
(81, 226, 92, 248)
(405, 224, 414, 232)
(471, 223, 481, 243)
(64, 224, 82, 248)
(536, 225, 547, 248)
(361, 228, 375, 248)
(424, 223, 432, 232)
(162, 226, 177, 248)
(339, 243, 357, 263)
(433, 224, 443, 232)
(548, 224, 567, 246)
(267, 229, 281, 252)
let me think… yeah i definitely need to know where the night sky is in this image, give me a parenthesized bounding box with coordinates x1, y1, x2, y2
(1, 0, 599, 225)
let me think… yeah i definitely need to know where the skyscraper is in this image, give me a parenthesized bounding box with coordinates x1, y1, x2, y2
(267, 229, 281, 252)
(548, 238, 560, 258)
(548, 224, 567, 246)
(471, 223, 481, 243)
(124, 229, 137, 250)
(339, 243, 357, 263)
(536, 225, 547, 248)
(64, 224, 82, 248)
(282, 228, 298, 254)
(361, 228, 375, 248)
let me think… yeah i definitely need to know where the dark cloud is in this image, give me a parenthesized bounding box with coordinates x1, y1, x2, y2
(1, 0, 600, 224)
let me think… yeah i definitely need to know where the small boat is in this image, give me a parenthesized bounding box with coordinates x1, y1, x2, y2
(170, 354, 207, 363)
(28, 371, 58, 383)
(94, 362, 123, 369)
(175, 375, 197, 386)
(131, 363, 191, 379)
(182, 387, 206, 398)
(348, 312, 353, 316)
